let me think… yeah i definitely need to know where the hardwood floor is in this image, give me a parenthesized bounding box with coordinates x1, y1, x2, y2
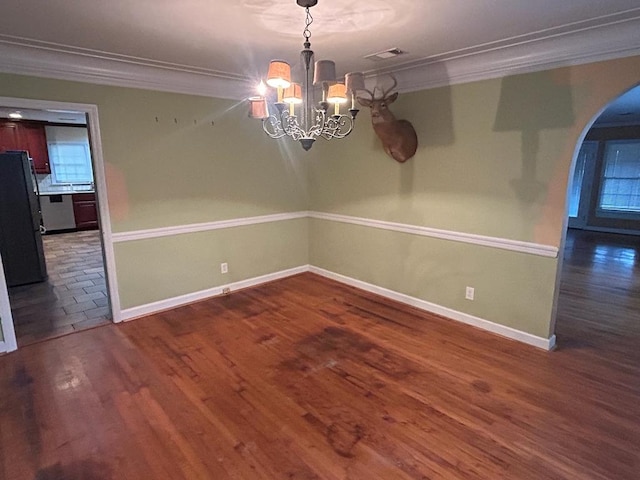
(0, 231, 638, 479)
(8, 230, 110, 346)
(556, 229, 640, 362)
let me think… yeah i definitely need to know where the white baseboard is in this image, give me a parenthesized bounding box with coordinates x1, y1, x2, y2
(309, 266, 556, 351)
(0, 341, 7, 354)
(119, 263, 556, 351)
(120, 265, 309, 322)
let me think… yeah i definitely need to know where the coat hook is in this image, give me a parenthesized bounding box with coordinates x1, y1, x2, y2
(174, 118, 178, 123)
(155, 117, 159, 122)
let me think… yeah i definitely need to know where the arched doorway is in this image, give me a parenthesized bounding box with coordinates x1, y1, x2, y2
(554, 84, 640, 352)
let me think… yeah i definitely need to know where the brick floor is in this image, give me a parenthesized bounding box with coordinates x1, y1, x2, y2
(8, 230, 111, 346)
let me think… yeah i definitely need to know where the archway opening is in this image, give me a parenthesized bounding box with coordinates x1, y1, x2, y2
(554, 84, 640, 353)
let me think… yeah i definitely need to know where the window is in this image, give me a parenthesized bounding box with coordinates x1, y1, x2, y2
(598, 140, 640, 213)
(45, 126, 93, 185)
(48, 142, 93, 184)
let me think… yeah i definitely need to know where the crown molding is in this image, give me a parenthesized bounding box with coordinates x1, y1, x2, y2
(0, 38, 251, 100)
(0, 13, 639, 100)
(387, 13, 640, 93)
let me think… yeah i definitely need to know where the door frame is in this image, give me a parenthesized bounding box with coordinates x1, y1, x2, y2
(0, 96, 122, 354)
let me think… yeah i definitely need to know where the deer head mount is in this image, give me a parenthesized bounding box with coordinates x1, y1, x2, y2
(357, 76, 418, 163)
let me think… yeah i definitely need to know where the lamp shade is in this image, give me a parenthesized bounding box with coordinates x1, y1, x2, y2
(313, 60, 336, 85)
(248, 96, 269, 119)
(345, 72, 365, 93)
(266, 60, 292, 88)
(327, 83, 348, 104)
(283, 83, 303, 104)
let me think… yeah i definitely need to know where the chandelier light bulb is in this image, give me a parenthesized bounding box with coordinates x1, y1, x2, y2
(257, 80, 267, 96)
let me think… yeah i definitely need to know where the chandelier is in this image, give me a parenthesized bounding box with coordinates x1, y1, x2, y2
(248, 0, 365, 151)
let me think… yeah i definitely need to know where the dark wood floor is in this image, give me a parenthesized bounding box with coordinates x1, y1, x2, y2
(8, 230, 110, 346)
(0, 230, 638, 479)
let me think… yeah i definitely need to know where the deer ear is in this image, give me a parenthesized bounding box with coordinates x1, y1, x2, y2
(357, 97, 373, 108)
(386, 92, 399, 104)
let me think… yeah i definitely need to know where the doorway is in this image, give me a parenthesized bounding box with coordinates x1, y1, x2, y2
(555, 85, 640, 351)
(0, 97, 121, 353)
(567, 85, 640, 234)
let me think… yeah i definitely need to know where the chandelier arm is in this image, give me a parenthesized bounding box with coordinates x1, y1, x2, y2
(319, 115, 354, 140)
(262, 116, 286, 139)
(281, 112, 304, 140)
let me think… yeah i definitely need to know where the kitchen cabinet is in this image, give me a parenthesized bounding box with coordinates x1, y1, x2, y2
(72, 193, 98, 230)
(0, 120, 51, 174)
(0, 122, 20, 152)
(19, 123, 51, 174)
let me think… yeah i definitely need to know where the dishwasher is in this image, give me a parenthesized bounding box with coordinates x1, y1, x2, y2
(40, 194, 76, 232)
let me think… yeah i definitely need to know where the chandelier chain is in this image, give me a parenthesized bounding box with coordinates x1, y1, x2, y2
(303, 7, 313, 43)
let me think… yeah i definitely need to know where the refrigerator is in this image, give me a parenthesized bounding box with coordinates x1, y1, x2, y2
(0, 151, 47, 287)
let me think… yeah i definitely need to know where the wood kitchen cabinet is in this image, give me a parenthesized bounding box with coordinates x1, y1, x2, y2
(0, 122, 20, 152)
(19, 123, 51, 174)
(72, 193, 99, 230)
(0, 120, 51, 173)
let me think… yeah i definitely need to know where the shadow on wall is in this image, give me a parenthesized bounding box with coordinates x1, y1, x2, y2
(400, 61, 455, 151)
(493, 70, 575, 204)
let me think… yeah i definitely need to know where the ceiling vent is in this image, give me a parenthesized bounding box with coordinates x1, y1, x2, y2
(364, 48, 406, 61)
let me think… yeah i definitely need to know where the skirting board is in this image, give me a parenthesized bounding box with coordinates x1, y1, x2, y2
(309, 266, 557, 351)
(0, 341, 8, 354)
(121, 262, 555, 351)
(120, 265, 309, 322)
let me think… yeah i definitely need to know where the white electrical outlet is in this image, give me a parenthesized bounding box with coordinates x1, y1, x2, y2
(465, 286, 475, 300)
(220, 262, 228, 274)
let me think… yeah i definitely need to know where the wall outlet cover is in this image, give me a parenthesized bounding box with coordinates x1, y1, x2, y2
(465, 286, 475, 300)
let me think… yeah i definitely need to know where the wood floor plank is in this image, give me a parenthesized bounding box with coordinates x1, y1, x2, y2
(1, 229, 639, 479)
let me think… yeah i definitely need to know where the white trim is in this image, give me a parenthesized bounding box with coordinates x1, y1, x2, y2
(0, 40, 250, 100)
(309, 266, 556, 351)
(120, 265, 308, 321)
(310, 211, 558, 258)
(110, 210, 558, 258)
(0, 96, 122, 333)
(112, 211, 309, 243)
(0, 251, 17, 353)
(120, 263, 556, 350)
(1, 14, 639, 98)
(382, 13, 640, 93)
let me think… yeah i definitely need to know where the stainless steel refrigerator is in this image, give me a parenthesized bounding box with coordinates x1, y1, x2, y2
(0, 151, 47, 286)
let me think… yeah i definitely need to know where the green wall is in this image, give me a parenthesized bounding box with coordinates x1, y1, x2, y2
(115, 219, 308, 309)
(0, 74, 309, 325)
(1, 53, 640, 345)
(308, 56, 640, 339)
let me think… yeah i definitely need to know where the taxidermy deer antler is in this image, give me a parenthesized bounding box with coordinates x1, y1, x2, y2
(357, 75, 418, 163)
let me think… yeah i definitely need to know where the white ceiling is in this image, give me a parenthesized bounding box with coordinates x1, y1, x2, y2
(0, 0, 639, 108)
